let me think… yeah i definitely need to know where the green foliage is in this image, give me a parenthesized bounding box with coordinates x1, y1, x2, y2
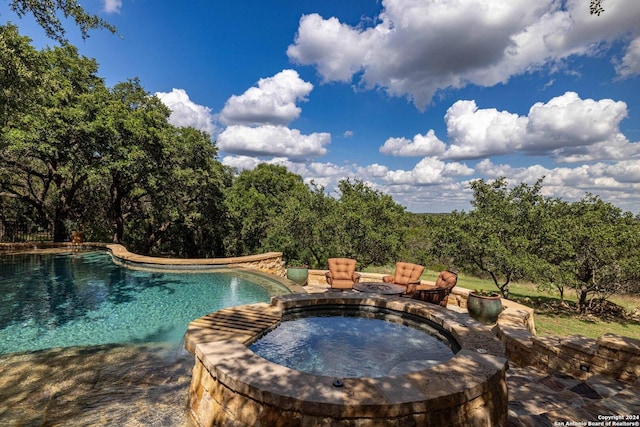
(7, 0, 117, 43)
(265, 181, 341, 268)
(0, 25, 232, 253)
(332, 179, 406, 268)
(550, 195, 640, 312)
(432, 178, 551, 298)
(0, 24, 44, 125)
(590, 0, 605, 16)
(223, 170, 407, 269)
(1, 29, 104, 241)
(223, 164, 310, 257)
(431, 176, 640, 313)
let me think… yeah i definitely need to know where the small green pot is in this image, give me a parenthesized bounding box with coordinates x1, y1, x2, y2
(467, 292, 503, 325)
(286, 266, 308, 286)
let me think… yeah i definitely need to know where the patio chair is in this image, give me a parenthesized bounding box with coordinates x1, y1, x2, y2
(325, 258, 361, 290)
(382, 262, 425, 294)
(411, 270, 458, 307)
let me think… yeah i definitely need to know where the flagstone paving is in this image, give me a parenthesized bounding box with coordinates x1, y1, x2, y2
(506, 365, 640, 427)
(0, 344, 195, 427)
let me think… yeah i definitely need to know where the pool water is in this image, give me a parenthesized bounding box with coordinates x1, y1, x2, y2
(249, 315, 455, 378)
(0, 251, 286, 355)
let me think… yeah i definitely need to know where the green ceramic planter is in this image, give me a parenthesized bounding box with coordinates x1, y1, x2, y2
(467, 292, 503, 325)
(286, 266, 308, 286)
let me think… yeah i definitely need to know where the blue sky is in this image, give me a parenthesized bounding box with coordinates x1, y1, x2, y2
(2, 0, 640, 213)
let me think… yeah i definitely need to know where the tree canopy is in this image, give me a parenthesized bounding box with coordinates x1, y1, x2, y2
(6, 0, 117, 43)
(431, 176, 640, 311)
(0, 24, 231, 254)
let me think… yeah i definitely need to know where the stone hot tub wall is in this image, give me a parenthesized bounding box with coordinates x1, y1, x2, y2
(186, 293, 509, 427)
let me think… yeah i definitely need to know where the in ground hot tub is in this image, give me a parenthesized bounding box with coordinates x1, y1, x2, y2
(186, 293, 509, 427)
(249, 308, 458, 378)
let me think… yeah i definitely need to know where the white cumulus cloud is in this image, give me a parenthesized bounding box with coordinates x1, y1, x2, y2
(288, 0, 640, 109)
(287, 14, 376, 83)
(439, 92, 636, 162)
(217, 125, 330, 160)
(616, 36, 640, 78)
(380, 130, 446, 157)
(383, 157, 473, 185)
(219, 69, 313, 126)
(155, 88, 217, 136)
(443, 100, 527, 159)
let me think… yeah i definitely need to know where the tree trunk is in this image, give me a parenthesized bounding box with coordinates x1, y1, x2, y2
(578, 287, 589, 314)
(53, 218, 68, 242)
(501, 284, 510, 300)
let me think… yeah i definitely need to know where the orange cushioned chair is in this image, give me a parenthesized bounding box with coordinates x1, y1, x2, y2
(382, 262, 425, 294)
(411, 270, 458, 307)
(325, 258, 361, 290)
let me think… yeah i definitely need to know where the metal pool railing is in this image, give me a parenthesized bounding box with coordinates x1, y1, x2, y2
(0, 220, 53, 242)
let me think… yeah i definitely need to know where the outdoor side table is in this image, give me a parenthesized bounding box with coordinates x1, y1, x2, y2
(353, 282, 406, 295)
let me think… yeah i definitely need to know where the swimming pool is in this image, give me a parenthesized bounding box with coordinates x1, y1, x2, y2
(0, 251, 290, 355)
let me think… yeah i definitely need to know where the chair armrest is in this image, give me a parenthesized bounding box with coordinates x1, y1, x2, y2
(414, 283, 436, 291)
(382, 275, 394, 283)
(352, 272, 361, 283)
(411, 288, 450, 307)
(325, 271, 333, 285)
(414, 288, 446, 296)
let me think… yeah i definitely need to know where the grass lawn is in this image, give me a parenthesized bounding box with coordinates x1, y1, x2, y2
(507, 281, 640, 340)
(365, 265, 640, 340)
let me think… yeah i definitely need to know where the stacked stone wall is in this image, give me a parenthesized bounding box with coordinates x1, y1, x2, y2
(229, 256, 285, 277)
(496, 305, 640, 384)
(527, 334, 640, 382)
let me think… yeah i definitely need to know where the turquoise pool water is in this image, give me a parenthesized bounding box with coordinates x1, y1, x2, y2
(249, 315, 455, 378)
(0, 251, 288, 355)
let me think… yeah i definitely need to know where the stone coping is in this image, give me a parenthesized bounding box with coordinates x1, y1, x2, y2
(189, 293, 509, 425)
(0, 242, 283, 267)
(0, 242, 279, 262)
(105, 244, 283, 269)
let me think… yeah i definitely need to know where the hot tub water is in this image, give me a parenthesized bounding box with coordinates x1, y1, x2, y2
(249, 314, 455, 378)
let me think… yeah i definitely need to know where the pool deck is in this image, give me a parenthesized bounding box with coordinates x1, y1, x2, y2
(1, 246, 639, 426)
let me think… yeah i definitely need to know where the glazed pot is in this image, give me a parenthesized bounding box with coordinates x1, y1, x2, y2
(286, 266, 309, 286)
(467, 292, 503, 325)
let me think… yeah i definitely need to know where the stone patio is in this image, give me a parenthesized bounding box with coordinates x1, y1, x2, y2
(0, 343, 195, 426)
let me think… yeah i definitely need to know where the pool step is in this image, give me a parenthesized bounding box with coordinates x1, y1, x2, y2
(184, 303, 282, 353)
